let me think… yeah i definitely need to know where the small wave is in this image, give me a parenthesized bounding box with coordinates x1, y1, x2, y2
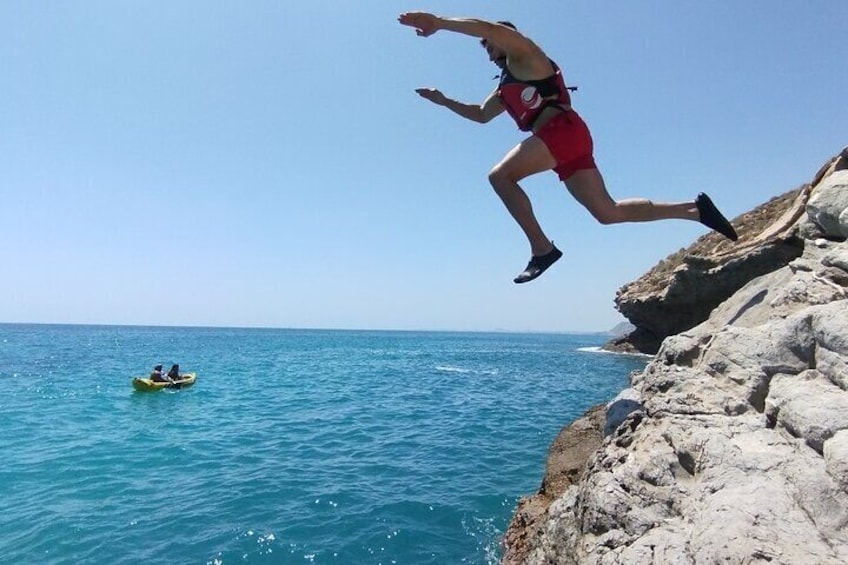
(435, 365, 471, 374)
(577, 347, 652, 358)
(435, 365, 499, 376)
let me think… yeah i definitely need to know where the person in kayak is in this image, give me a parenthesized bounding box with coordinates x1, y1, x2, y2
(149, 364, 175, 384)
(166, 364, 181, 382)
(398, 12, 738, 284)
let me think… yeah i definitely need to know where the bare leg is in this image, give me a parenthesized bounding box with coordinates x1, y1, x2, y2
(488, 136, 559, 255)
(564, 168, 699, 224)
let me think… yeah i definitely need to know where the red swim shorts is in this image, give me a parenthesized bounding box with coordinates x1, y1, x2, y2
(534, 110, 597, 181)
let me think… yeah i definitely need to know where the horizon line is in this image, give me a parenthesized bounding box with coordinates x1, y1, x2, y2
(0, 320, 627, 336)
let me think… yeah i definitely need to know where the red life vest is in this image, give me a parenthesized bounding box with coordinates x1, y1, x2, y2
(498, 60, 572, 132)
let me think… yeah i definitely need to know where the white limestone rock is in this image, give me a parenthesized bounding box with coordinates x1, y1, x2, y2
(806, 169, 848, 238)
(825, 430, 848, 489)
(522, 243, 848, 564)
(766, 369, 848, 453)
(604, 387, 643, 436)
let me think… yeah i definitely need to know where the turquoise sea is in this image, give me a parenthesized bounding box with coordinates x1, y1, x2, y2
(0, 324, 646, 564)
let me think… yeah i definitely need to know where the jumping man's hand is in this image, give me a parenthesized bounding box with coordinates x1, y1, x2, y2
(398, 12, 441, 37)
(415, 88, 448, 105)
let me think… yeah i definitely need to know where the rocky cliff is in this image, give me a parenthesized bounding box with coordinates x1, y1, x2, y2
(607, 148, 848, 355)
(503, 147, 848, 564)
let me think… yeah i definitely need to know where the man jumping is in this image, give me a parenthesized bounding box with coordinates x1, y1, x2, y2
(399, 12, 738, 284)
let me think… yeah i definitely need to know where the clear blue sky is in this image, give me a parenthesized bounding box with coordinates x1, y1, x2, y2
(2, 1, 845, 332)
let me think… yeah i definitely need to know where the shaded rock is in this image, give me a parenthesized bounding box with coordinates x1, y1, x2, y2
(602, 326, 663, 354)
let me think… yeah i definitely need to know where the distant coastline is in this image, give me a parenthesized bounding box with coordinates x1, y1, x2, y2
(0, 321, 632, 336)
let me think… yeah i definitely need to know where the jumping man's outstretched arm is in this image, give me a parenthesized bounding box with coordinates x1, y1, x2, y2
(415, 87, 504, 123)
(398, 12, 531, 56)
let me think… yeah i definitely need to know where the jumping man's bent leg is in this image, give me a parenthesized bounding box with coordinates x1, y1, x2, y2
(488, 136, 564, 283)
(489, 136, 558, 254)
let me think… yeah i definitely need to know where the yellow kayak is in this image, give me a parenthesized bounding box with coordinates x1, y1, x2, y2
(132, 372, 197, 392)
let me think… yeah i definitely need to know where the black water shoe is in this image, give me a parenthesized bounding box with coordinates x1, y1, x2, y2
(696, 193, 738, 241)
(513, 244, 563, 284)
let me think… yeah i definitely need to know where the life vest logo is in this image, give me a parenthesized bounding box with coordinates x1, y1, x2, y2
(520, 86, 542, 110)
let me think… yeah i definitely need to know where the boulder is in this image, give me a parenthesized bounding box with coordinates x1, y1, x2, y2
(806, 169, 848, 239)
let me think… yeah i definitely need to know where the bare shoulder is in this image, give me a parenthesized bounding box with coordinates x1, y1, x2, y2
(509, 39, 554, 78)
